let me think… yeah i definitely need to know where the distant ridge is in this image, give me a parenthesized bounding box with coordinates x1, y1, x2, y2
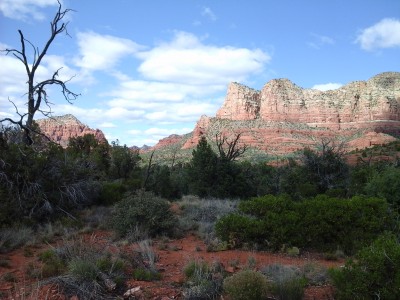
(150, 72, 400, 156)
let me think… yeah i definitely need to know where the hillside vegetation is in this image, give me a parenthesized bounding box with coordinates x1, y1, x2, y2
(1, 127, 400, 299)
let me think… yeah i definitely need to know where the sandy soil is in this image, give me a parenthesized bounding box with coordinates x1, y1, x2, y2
(0, 230, 343, 300)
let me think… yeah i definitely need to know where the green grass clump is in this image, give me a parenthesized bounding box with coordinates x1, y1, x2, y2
(68, 258, 98, 281)
(183, 260, 224, 299)
(132, 268, 161, 281)
(223, 270, 269, 300)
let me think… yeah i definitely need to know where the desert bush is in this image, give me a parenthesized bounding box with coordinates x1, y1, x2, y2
(43, 236, 127, 299)
(68, 258, 98, 280)
(0, 139, 102, 222)
(184, 260, 209, 279)
(261, 264, 306, 300)
(178, 196, 239, 247)
(183, 260, 224, 300)
(0, 226, 35, 253)
(330, 233, 400, 300)
(80, 206, 113, 230)
(215, 213, 264, 248)
(365, 166, 400, 211)
(132, 268, 161, 281)
(97, 181, 126, 206)
(137, 239, 157, 271)
(110, 190, 177, 238)
(39, 249, 66, 277)
(223, 270, 269, 300)
(216, 194, 394, 253)
(301, 263, 329, 286)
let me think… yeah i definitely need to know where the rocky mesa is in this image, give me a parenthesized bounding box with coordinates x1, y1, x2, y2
(36, 114, 107, 147)
(156, 72, 400, 155)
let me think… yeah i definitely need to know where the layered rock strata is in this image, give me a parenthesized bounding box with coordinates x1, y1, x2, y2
(176, 72, 400, 155)
(36, 114, 107, 147)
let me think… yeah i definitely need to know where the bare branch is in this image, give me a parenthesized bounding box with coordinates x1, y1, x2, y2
(1, 1, 77, 145)
(215, 132, 248, 161)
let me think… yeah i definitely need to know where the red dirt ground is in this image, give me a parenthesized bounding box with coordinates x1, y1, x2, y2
(0, 231, 343, 300)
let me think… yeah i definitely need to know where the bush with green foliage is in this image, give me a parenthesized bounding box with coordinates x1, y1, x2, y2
(0, 130, 102, 223)
(223, 270, 269, 300)
(365, 166, 400, 211)
(110, 190, 177, 237)
(216, 194, 394, 253)
(330, 233, 400, 300)
(97, 181, 127, 205)
(261, 264, 307, 300)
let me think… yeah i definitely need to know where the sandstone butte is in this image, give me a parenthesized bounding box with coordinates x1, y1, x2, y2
(151, 71, 400, 155)
(36, 114, 107, 148)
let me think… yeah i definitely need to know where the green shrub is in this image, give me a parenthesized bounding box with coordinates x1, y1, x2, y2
(132, 268, 161, 281)
(365, 166, 400, 211)
(223, 270, 269, 300)
(216, 194, 394, 253)
(261, 264, 306, 300)
(215, 214, 263, 248)
(98, 181, 126, 205)
(301, 263, 329, 286)
(110, 190, 177, 237)
(330, 233, 400, 300)
(287, 246, 300, 257)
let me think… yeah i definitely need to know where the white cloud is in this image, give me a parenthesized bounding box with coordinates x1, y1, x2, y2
(308, 33, 335, 49)
(356, 18, 400, 51)
(98, 122, 117, 128)
(0, 0, 60, 21)
(127, 129, 142, 135)
(137, 31, 270, 85)
(201, 7, 217, 21)
(106, 80, 225, 105)
(53, 104, 145, 125)
(0, 55, 27, 97)
(74, 31, 144, 71)
(312, 83, 343, 91)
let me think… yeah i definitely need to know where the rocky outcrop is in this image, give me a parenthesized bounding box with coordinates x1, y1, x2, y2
(216, 83, 261, 120)
(36, 114, 107, 147)
(218, 72, 400, 129)
(154, 72, 400, 155)
(152, 134, 185, 150)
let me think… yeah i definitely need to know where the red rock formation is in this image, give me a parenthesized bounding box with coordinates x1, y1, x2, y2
(151, 134, 185, 150)
(182, 115, 211, 149)
(36, 114, 107, 147)
(155, 72, 400, 155)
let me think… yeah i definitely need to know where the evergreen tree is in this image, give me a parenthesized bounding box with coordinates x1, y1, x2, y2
(188, 136, 218, 197)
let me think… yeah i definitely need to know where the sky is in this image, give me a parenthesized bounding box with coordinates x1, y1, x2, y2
(1, 0, 400, 147)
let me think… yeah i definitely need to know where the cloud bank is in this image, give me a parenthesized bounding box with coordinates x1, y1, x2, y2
(356, 18, 400, 51)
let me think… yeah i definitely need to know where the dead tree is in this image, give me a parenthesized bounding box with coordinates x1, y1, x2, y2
(215, 132, 248, 161)
(0, 1, 78, 145)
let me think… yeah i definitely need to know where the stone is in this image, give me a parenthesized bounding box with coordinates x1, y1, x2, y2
(36, 114, 107, 147)
(154, 72, 400, 155)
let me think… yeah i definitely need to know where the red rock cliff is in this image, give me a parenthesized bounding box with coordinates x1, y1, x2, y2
(157, 72, 400, 155)
(36, 114, 107, 147)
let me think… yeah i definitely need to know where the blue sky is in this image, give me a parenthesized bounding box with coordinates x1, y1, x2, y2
(1, 0, 399, 146)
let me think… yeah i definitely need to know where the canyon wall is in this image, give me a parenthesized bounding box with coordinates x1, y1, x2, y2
(180, 72, 400, 154)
